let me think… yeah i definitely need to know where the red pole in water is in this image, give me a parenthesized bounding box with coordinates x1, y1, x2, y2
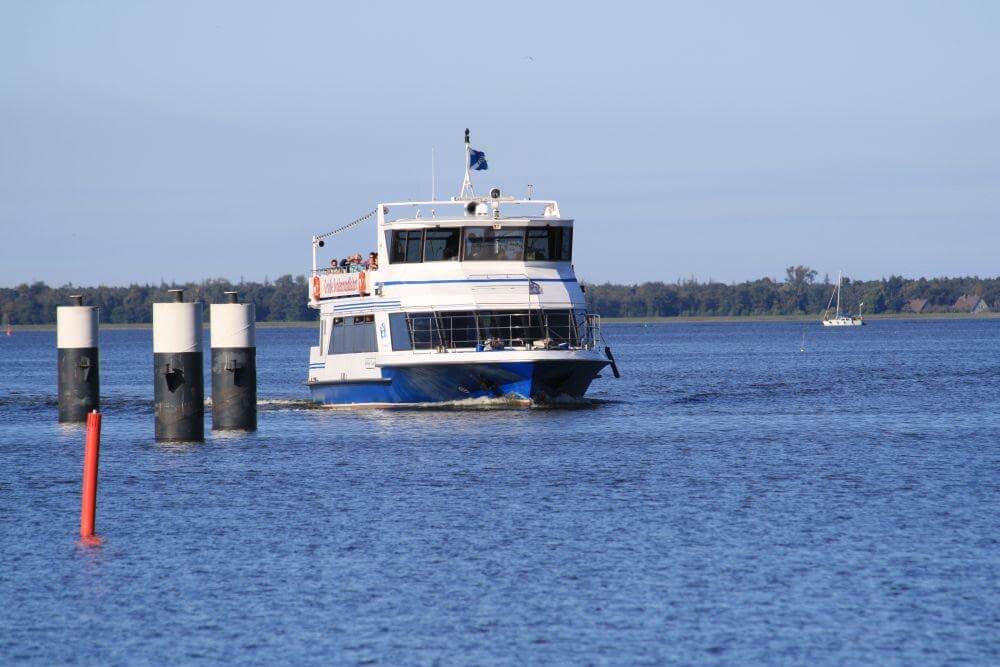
(80, 410, 102, 539)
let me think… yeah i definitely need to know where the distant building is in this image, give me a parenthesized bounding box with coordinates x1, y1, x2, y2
(904, 298, 928, 314)
(953, 294, 991, 313)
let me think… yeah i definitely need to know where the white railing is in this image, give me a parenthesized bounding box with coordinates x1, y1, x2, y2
(404, 310, 600, 352)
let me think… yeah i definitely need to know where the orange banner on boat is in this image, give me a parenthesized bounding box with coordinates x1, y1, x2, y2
(318, 271, 366, 299)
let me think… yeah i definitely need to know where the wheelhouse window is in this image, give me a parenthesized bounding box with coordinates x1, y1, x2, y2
(463, 227, 525, 261)
(423, 228, 460, 261)
(389, 226, 571, 263)
(390, 230, 423, 263)
(525, 227, 572, 261)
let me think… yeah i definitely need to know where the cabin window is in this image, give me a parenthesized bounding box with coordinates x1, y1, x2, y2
(525, 227, 572, 261)
(543, 309, 578, 345)
(328, 315, 378, 354)
(438, 311, 478, 348)
(463, 227, 526, 261)
(423, 228, 460, 261)
(390, 230, 423, 263)
(388, 313, 412, 351)
(477, 311, 545, 346)
(396, 309, 584, 350)
(406, 313, 442, 349)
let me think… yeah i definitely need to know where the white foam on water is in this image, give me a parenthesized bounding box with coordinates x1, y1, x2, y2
(252, 394, 601, 411)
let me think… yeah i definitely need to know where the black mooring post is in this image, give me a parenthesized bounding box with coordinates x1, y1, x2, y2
(152, 289, 204, 441)
(57, 295, 100, 422)
(210, 292, 257, 431)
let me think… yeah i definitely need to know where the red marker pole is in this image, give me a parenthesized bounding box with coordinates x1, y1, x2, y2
(80, 410, 102, 539)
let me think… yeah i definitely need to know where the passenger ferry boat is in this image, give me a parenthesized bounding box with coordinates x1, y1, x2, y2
(306, 131, 618, 406)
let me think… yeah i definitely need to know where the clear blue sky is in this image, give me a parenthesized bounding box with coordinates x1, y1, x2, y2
(1, 1, 998, 286)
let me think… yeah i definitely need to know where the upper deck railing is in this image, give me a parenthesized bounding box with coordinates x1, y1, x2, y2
(379, 197, 562, 225)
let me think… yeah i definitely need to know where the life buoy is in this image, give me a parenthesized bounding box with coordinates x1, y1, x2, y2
(358, 271, 367, 295)
(312, 275, 321, 301)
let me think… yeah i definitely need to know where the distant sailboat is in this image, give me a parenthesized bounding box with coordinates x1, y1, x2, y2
(822, 271, 864, 327)
(3, 312, 11, 336)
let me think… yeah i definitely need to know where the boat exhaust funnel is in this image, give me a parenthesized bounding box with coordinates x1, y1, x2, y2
(57, 295, 100, 422)
(153, 290, 204, 441)
(209, 292, 257, 431)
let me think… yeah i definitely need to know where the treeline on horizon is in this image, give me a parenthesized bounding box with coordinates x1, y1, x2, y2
(2, 267, 999, 324)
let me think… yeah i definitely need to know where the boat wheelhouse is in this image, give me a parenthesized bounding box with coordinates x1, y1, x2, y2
(306, 132, 617, 406)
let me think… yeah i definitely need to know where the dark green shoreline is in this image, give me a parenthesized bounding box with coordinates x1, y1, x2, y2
(8, 311, 999, 332)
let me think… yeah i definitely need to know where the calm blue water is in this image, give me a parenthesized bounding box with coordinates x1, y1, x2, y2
(1, 321, 998, 664)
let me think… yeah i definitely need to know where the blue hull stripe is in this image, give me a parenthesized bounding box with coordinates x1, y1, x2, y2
(328, 300, 401, 310)
(309, 359, 606, 405)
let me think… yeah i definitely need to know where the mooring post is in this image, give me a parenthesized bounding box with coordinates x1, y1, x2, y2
(57, 295, 99, 422)
(152, 289, 204, 441)
(80, 410, 102, 539)
(210, 291, 257, 431)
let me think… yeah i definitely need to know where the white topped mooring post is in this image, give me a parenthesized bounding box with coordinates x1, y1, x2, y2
(57, 295, 99, 422)
(152, 289, 204, 441)
(210, 291, 257, 431)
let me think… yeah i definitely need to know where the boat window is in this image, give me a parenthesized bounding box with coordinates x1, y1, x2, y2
(543, 309, 578, 345)
(438, 311, 478, 348)
(406, 312, 443, 350)
(390, 230, 423, 263)
(560, 228, 572, 261)
(525, 227, 572, 261)
(388, 313, 411, 351)
(463, 227, 526, 261)
(478, 310, 544, 347)
(525, 229, 552, 260)
(398, 309, 585, 350)
(328, 316, 378, 354)
(423, 228, 460, 262)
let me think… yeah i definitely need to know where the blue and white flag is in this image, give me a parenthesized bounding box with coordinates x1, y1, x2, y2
(469, 149, 488, 171)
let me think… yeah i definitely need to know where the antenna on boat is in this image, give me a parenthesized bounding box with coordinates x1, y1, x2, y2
(431, 147, 436, 201)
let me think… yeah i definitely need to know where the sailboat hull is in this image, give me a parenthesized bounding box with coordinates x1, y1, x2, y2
(822, 317, 864, 326)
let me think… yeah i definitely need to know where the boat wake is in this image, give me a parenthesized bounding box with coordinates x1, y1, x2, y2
(271, 394, 602, 411)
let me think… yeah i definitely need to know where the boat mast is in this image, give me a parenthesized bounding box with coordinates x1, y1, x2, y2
(836, 270, 842, 318)
(458, 128, 474, 199)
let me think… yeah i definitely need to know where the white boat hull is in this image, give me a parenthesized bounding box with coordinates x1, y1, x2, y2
(822, 317, 864, 326)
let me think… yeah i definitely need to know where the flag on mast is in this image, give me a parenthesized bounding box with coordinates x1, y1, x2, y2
(469, 149, 488, 171)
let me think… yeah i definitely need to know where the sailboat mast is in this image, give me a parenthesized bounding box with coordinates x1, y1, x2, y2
(836, 271, 842, 317)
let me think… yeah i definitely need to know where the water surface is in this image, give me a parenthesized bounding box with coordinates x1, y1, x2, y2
(1, 321, 997, 664)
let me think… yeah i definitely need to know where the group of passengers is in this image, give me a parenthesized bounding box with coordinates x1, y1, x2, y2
(329, 252, 378, 273)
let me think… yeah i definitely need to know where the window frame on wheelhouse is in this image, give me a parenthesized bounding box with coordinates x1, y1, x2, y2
(387, 225, 573, 264)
